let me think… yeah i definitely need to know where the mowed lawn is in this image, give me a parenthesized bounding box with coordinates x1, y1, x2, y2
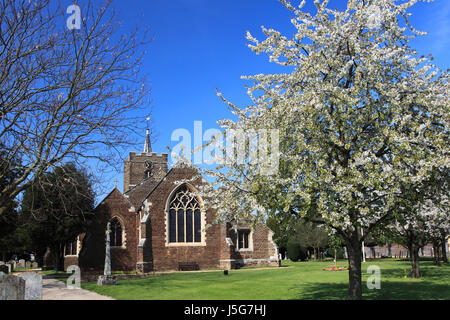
(81, 259, 450, 300)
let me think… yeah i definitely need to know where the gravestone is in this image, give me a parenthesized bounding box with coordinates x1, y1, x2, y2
(18, 260, 25, 268)
(31, 262, 38, 269)
(0, 261, 4, 265)
(0, 265, 8, 274)
(25, 261, 32, 269)
(18, 272, 42, 300)
(8, 261, 16, 271)
(0, 274, 26, 300)
(5, 264, 13, 273)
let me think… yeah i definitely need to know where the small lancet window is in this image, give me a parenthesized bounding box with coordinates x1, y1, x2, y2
(110, 217, 123, 247)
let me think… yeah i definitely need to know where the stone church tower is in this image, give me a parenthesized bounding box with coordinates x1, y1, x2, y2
(123, 129, 168, 193)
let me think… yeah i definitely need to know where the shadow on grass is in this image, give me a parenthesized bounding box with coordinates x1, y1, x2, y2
(289, 282, 348, 300)
(369, 260, 450, 282)
(289, 280, 450, 300)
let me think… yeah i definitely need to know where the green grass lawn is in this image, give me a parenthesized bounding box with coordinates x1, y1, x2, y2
(81, 259, 449, 300)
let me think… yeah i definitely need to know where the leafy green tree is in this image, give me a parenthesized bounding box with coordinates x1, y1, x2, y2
(21, 163, 95, 270)
(0, 147, 23, 260)
(328, 233, 346, 261)
(286, 241, 308, 262)
(266, 212, 296, 258)
(291, 219, 328, 260)
(0, 207, 19, 261)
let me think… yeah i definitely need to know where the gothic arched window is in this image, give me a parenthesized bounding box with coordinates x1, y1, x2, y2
(65, 237, 78, 256)
(110, 217, 123, 247)
(168, 185, 202, 243)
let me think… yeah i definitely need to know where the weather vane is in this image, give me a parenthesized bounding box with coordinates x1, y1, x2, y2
(145, 114, 151, 130)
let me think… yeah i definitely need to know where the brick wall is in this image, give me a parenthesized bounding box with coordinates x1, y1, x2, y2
(78, 188, 138, 272)
(362, 244, 435, 259)
(228, 223, 280, 268)
(140, 166, 223, 271)
(72, 153, 280, 273)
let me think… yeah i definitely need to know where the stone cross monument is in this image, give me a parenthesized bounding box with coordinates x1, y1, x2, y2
(97, 221, 116, 286)
(104, 222, 111, 276)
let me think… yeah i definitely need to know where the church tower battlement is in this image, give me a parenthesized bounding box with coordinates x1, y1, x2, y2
(123, 129, 168, 193)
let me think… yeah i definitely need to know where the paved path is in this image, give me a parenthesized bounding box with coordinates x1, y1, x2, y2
(42, 278, 115, 300)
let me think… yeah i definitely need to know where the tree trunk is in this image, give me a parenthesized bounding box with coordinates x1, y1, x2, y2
(52, 248, 59, 271)
(346, 235, 362, 300)
(51, 244, 65, 271)
(432, 241, 441, 266)
(408, 244, 420, 278)
(441, 234, 448, 263)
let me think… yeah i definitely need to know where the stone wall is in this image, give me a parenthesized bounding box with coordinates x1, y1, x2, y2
(123, 152, 168, 193)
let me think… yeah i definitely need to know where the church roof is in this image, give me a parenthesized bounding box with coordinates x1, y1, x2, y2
(138, 168, 174, 206)
(95, 187, 135, 210)
(125, 164, 201, 211)
(124, 175, 162, 208)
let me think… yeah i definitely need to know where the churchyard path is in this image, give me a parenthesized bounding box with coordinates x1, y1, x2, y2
(42, 278, 115, 300)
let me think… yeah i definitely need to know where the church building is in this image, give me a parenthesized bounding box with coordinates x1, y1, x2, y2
(64, 130, 280, 273)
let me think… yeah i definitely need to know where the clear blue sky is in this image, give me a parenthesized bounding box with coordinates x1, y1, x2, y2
(85, 0, 450, 198)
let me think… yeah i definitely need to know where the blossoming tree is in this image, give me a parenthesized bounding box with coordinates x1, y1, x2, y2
(200, 0, 449, 300)
(388, 167, 449, 277)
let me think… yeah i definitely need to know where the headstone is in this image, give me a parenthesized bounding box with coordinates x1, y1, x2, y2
(18, 272, 42, 300)
(97, 274, 117, 286)
(31, 262, 38, 269)
(25, 261, 32, 269)
(8, 261, 16, 271)
(0, 274, 26, 300)
(0, 265, 8, 274)
(18, 260, 25, 268)
(97, 222, 117, 286)
(0, 261, 4, 265)
(5, 264, 13, 273)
